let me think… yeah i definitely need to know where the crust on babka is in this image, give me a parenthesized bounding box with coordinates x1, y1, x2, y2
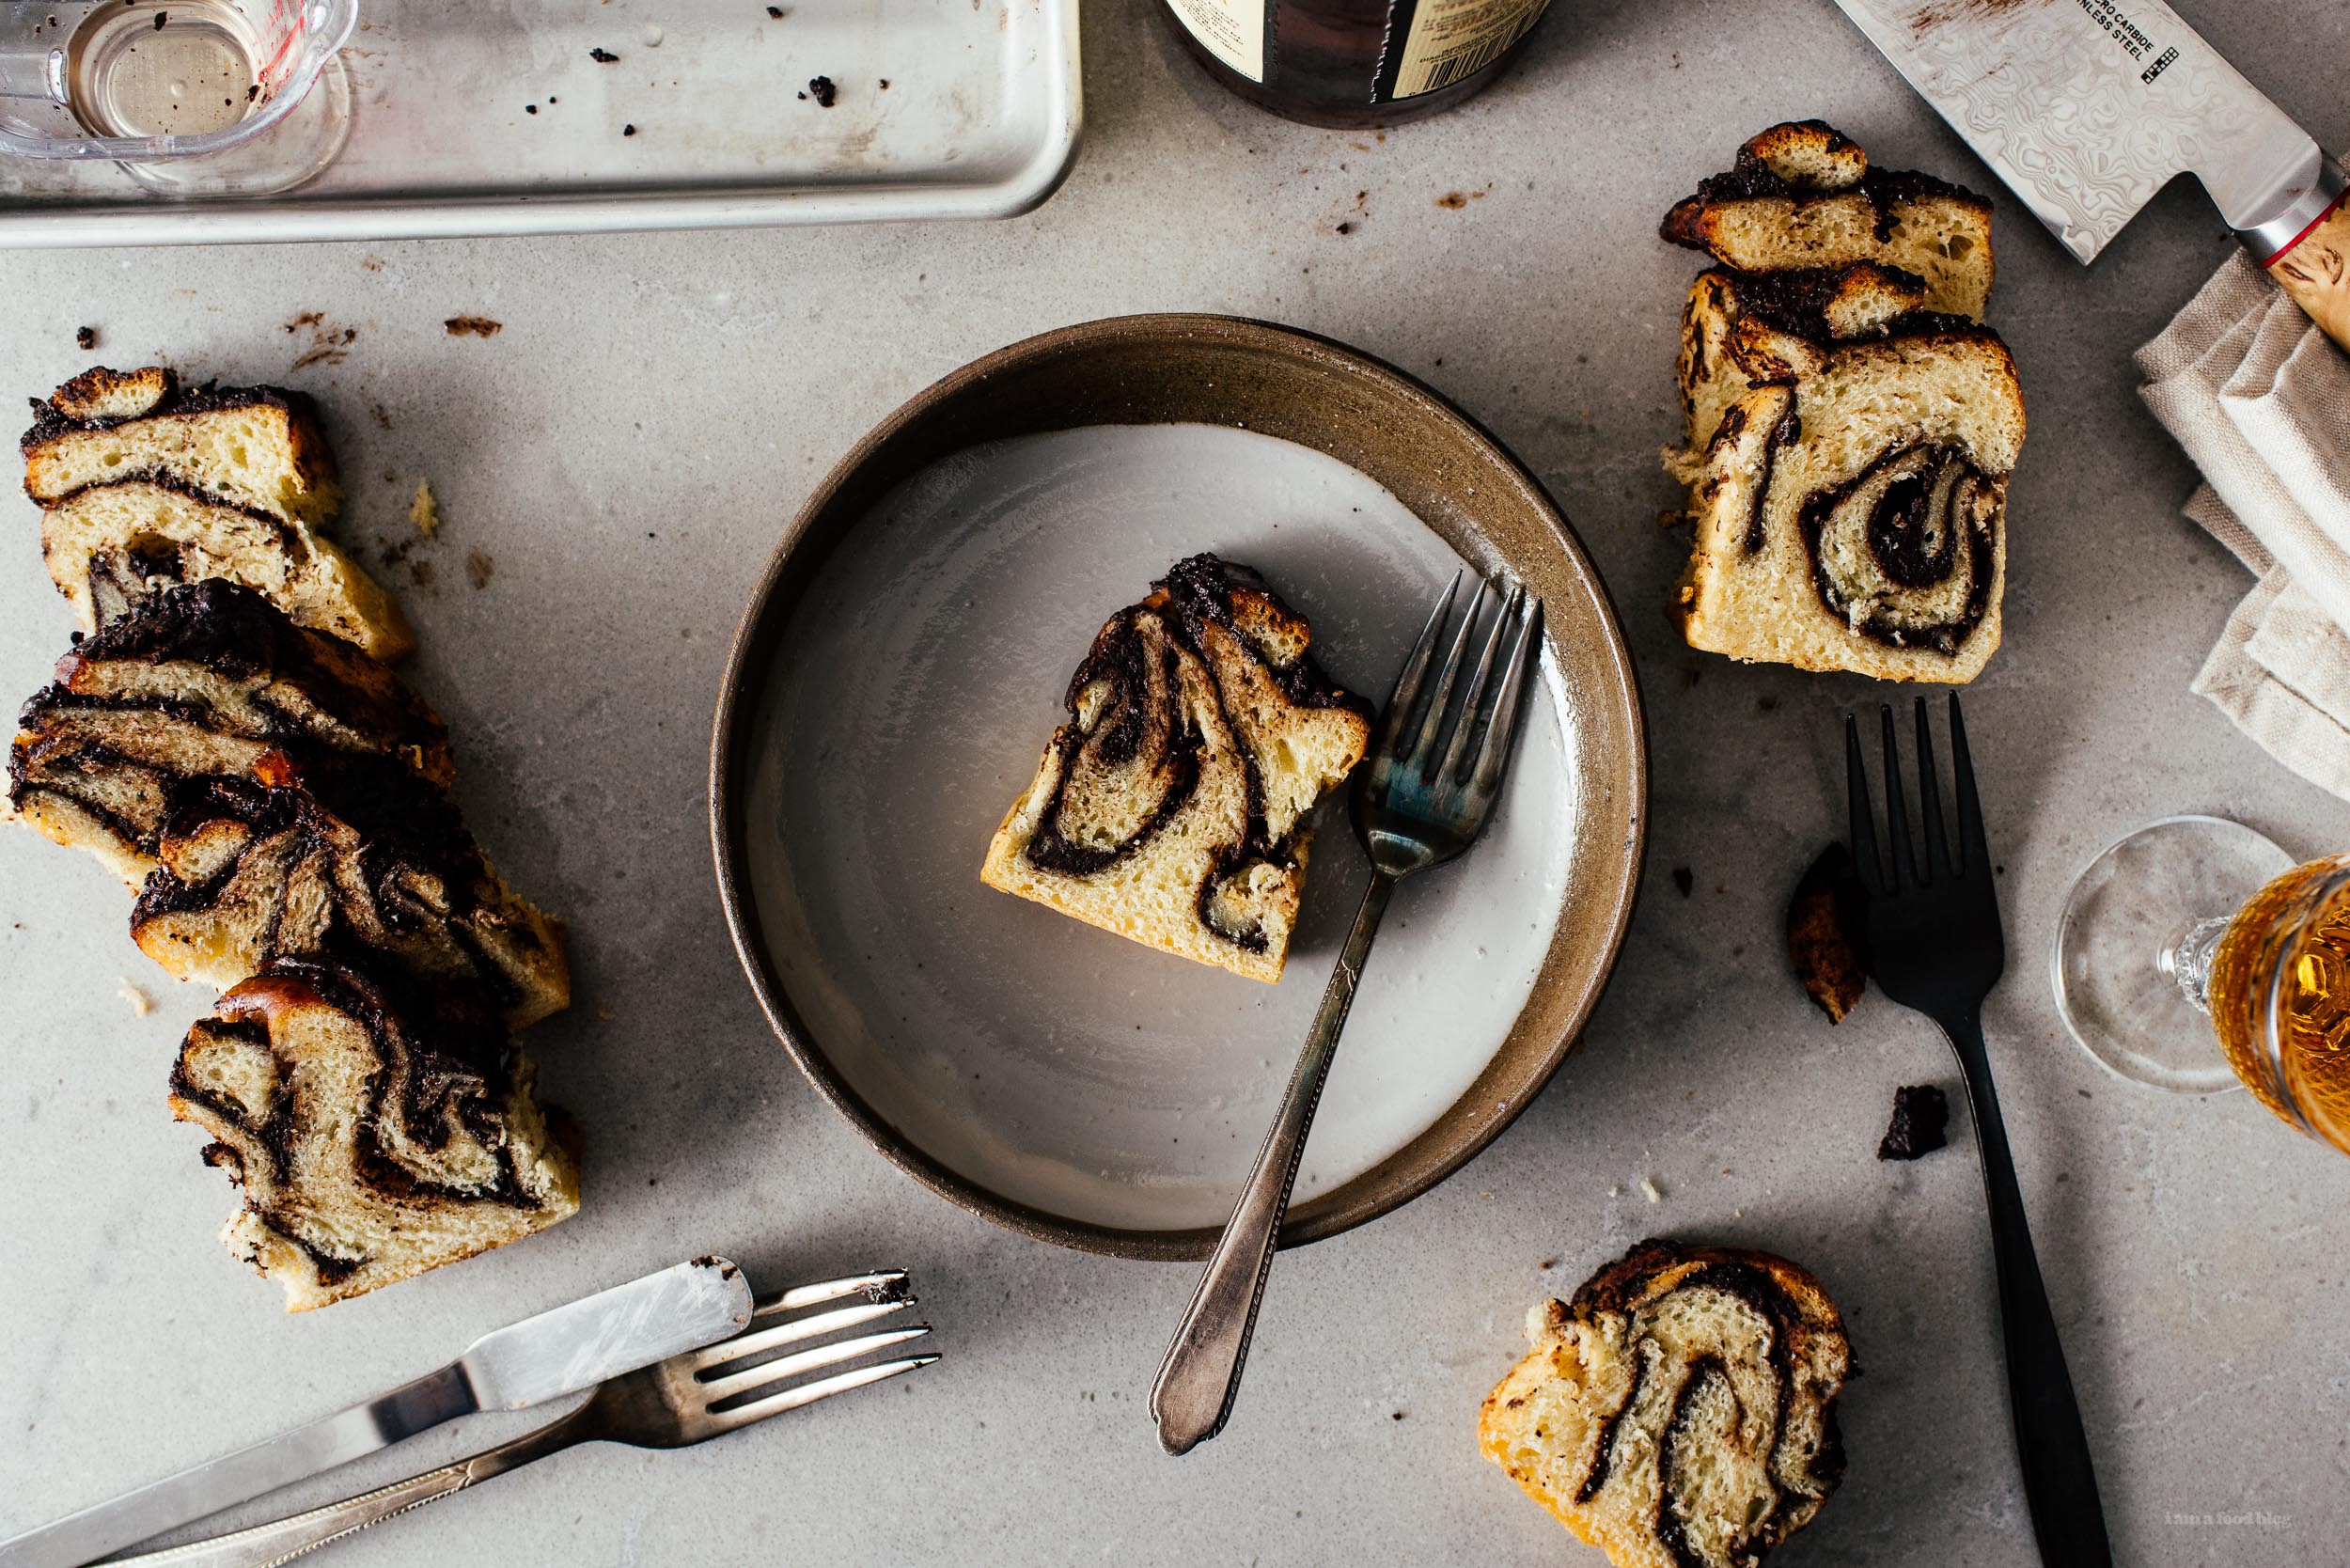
(1479, 1239, 1853, 1568)
(23, 367, 341, 525)
(979, 554, 1371, 984)
(133, 772, 569, 1027)
(1661, 121, 1995, 321)
(39, 477, 410, 659)
(1671, 334, 2023, 682)
(168, 956, 580, 1311)
(5, 580, 452, 884)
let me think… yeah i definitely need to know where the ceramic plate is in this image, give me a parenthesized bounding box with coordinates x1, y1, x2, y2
(713, 316, 1645, 1258)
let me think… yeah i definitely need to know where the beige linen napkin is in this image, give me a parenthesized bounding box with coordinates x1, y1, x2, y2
(2138, 252, 2350, 798)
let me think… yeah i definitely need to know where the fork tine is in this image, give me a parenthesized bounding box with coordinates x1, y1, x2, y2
(1468, 594, 1541, 800)
(697, 1325, 934, 1404)
(1843, 713, 1882, 893)
(1949, 692, 1987, 877)
(707, 1353, 941, 1432)
(694, 1294, 920, 1373)
(1436, 582, 1524, 784)
(760, 1270, 912, 1317)
(1370, 572, 1461, 766)
(1408, 578, 1493, 777)
(1911, 696, 1952, 882)
(1878, 705, 1913, 891)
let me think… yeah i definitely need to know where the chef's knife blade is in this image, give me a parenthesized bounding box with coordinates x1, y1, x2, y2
(0, 1256, 752, 1568)
(1828, 0, 2343, 265)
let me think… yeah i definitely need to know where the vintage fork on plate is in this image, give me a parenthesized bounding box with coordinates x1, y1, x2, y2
(1846, 696, 2110, 1566)
(114, 1273, 935, 1568)
(1152, 572, 1541, 1456)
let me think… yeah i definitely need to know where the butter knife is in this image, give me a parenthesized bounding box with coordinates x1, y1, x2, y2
(0, 1256, 752, 1568)
(1829, 0, 2350, 352)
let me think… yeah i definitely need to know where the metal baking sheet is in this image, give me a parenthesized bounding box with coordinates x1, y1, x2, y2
(0, 0, 1081, 247)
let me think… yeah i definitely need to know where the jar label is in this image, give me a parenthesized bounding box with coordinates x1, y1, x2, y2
(1391, 0, 1551, 97)
(1166, 0, 1266, 83)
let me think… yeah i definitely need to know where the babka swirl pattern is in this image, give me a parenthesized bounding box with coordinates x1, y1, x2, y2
(1800, 441, 2001, 657)
(981, 553, 1371, 983)
(5, 579, 451, 883)
(132, 771, 570, 1027)
(167, 956, 580, 1312)
(1480, 1239, 1853, 1568)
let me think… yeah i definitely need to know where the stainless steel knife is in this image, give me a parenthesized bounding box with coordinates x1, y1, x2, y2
(1830, 0, 2350, 351)
(0, 1256, 752, 1568)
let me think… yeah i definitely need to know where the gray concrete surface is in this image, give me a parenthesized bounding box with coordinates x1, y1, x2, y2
(4, 0, 2347, 1562)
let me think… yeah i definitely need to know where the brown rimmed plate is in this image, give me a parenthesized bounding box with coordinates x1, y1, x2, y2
(711, 314, 1646, 1260)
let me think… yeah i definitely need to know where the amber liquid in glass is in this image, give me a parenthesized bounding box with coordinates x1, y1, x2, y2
(2207, 854, 2350, 1150)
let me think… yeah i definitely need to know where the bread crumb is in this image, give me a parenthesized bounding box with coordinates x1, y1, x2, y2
(75, 325, 97, 351)
(444, 315, 504, 338)
(595, 1003, 616, 1021)
(1640, 1177, 1664, 1204)
(1607, 1184, 1622, 1199)
(408, 479, 440, 536)
(118, 979, 153, 1017)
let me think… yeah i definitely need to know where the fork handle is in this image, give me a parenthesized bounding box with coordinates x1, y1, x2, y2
(1151, 872, 1396, 1455)
(1941, 1008, 2113, 1568)
(105, 1415, 588, 1568)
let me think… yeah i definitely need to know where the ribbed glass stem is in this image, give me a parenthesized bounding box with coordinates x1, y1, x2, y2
(2158, 913, 2235, 1014)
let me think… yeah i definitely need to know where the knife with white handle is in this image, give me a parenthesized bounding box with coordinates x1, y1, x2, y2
(1830, 0, 2350, 351)
(0, 1256, 752, 1568)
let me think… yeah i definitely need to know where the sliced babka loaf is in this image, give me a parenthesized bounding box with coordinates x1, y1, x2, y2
(169, 955, 580, 1310)
(6, 580, 452, 884)
(980, 554, 1371, 983)
(133, 771, 570, 1027)
(40, 478, 410, 659)
(23, 367, 341, 524)
(1671, 330, 2024, 682)
(22, 367, 406, 657)
(1662, 121, 1995, 320)
(1480, 1239, 1853, 1568)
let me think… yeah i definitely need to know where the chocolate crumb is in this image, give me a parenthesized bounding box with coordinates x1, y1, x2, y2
(1787, 843, 1867, 1023)
(1335, 221, 1353, 235)
(879, 78, 890, 88)
(589, 46, 619, 62)
(444, 315, 503, 337)
(74, 325, 96, 351)
(1877, 1084, 1949, 1161)
(246, 83, 258, 102)
(525, 103, 538, 114)
(768, 5, 785, 14)
(153, 10, 166, 29)
(807, 74, 837, 107)
(623, 123, 637, 136)
(1436, 191, 1468, 210)
(1670, 866, 1694, 898)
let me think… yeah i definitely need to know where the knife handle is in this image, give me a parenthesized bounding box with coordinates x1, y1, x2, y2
(2264, 185, 2350, 355)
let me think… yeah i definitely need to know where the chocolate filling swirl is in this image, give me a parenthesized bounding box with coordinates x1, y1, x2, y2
(1799, 442, 1999, 657)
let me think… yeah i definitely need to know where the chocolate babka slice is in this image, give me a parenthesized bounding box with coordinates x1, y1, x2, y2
(1668, 262, 1954, 467)
(23, 367, 406, 658)
(133, 772, 570, 1027)
(1672, 331, 2024, 682)
(169, 956, 580, 1310)
(1662, 121, 1995, 320)
(40, 478, 411, 659)
(980, 554, 1371, 983)
(1480, 1239, 1853, 1568)
(23, 367, 341, 524)
(6, 580, 452, 884)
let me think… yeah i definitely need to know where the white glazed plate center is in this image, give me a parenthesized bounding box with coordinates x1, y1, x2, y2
(744, 424, 1576, 1233)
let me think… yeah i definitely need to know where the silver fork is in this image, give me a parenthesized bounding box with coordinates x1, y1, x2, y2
(115, 1273, 935, 1568)
(1151, 573, 1541, 1455)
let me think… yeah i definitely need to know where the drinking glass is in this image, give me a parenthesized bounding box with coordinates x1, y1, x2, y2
(2054, 814, 2350, 1152)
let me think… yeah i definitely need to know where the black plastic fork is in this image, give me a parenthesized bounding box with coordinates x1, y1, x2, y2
(1846, 695, 2110, 1567)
